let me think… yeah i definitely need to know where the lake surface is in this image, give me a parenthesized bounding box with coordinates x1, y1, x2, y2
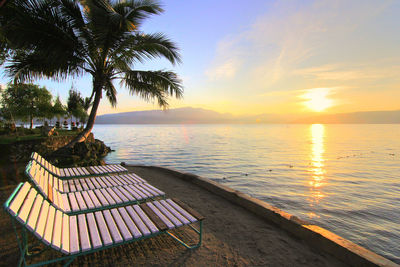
(93, 124, 400, 262)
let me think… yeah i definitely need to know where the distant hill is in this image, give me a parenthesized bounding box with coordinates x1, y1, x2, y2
(295, 110, 400, 124)
(95, 107, 400, 124)
(95, 107, 236, 124)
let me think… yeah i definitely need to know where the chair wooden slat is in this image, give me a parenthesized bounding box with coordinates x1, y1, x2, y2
(139, 204, 167, 232)
(61, 215, 70, 254)
(171, 198, 205, 221)
(117, 186, 136, 202)
(145, 202, 174, 229)
(52, 210, 63, 250)
(94, 211, 113, 246)
(75, 191, 87, 211)
(81, 191, 95, 209)
(124, 185, 144, 200)
(96, 176, 107, 188)
(106, 188, 123, 204)
(74, 180, 83, 191)
(68, 180, 76, 192)
(103, 176, 117, 187)
(87, 190, 102, 208)
(78, 214, 91, 252)
(134, 184, 151, 198)
(80, 167, 88, 176)
(103, 210, 123, 243)
(43, 206, 56, 246)
(106, 165, 118, 173)
(126, 206, 152, 236)
(131, 173, 146, 183)
(86, 213, 102, 249)
(89, 166, 100, 174)
(166, 199, 197, 223)
(62, 180, 69, 193)
(111, 187, 129, 202)
(140, 183, 158, 197)
(99, 176, 113, 187)
(86, 167, 95, 175)
(61, 193, 71, 213)
(27, 194, 44, 232)
(160, 199, 190, 225)
(69, 215, 80, 254)
(79, 179, 89, 191)
(9, 182, 31, 216)
(34, 201, 49, 239)
(68, 193, 80, 212)
(17, 188, 37, 223)
(86, 179, 96, 190)
(99, 188, 116, 205)
(118, 207, 142, 238)
(153, 201, 183, 227)
(110, 209, 132, 241)
(90, 178, 102, 189)
(94, 189, 110, 206)
(146, 183, 165, 196)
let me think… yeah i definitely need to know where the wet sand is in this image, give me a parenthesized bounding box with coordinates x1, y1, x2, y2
(0, 166, 348, 266)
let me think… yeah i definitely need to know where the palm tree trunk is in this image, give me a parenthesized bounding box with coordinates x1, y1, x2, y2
(66, 88, 102, 147)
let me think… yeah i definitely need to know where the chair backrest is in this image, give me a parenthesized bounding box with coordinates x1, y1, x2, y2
(26, 160, 62, 199)
(4, 182, 69, 253)
(31, 152, 61, 176)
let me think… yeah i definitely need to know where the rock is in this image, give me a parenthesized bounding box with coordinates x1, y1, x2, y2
(50, 137, 112, 167)
(41, 126, 55, 137)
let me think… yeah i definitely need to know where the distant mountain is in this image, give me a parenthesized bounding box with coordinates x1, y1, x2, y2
(95, 107, 400, 124)
(294, 110, 400, 124)
(95, 107, 236, 124)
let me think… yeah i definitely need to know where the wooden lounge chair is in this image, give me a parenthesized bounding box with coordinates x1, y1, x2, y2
(31, 152, 128, 178)
(27, 160, 151, 193)
(4, 182, 204, 267)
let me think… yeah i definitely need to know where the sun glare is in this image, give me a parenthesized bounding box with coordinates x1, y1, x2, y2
(301, 88, 334, 112)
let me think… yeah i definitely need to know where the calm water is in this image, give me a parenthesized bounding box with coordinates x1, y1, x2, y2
(93, 124, 400, 262)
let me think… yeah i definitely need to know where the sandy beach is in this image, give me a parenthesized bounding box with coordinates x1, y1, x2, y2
(0, 165, 348, 266)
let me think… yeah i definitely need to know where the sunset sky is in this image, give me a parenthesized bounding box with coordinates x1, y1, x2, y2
(1, 0, 399, 116)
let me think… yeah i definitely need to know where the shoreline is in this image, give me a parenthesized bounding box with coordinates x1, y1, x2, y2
(127, 164, 398, 267)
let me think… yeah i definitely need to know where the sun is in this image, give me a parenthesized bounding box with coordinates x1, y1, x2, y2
(300, 88, 334, 112)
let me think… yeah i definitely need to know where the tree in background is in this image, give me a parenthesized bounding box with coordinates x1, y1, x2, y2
(67, 88, 81, 127)
(0, 83, 52, 129)
(36, 89, 53, 124)
(52, 96, 67, 125)
(1, 0, 182, 146)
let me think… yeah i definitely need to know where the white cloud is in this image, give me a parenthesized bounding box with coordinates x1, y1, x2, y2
(205, 58, 240, 80)
(205, 0, 395, 90)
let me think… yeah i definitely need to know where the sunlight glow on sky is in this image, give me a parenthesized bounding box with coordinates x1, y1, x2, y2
(1, 0, 399, 116)
(300, 88, 335, 112)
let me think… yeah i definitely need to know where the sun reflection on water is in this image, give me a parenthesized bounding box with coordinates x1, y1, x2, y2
(307, 124, 326, 217)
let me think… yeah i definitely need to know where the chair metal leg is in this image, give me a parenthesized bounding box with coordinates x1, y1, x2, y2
(167, 221, 203, 249)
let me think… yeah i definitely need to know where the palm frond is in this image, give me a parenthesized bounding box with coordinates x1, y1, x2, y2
(104, 79, 117, 107)
(120, 70, 183, 108)
(110, 32, 181, 69)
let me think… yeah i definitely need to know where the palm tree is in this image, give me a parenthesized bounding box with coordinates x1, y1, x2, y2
(1, 0, 183, 146)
